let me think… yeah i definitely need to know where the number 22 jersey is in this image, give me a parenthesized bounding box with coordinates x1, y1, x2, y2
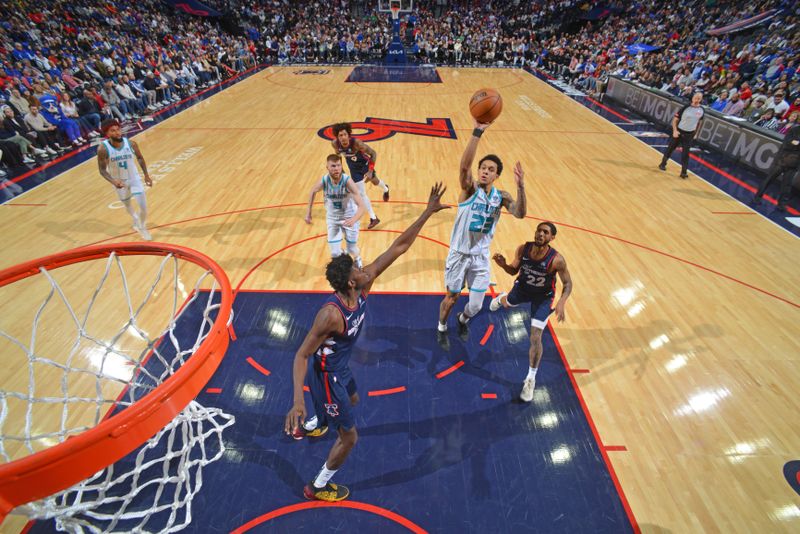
(514, 243, 558, 297)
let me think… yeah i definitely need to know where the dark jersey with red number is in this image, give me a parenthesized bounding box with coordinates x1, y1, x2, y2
(313, 292, 368, 373)
(334, 139, 370, 181)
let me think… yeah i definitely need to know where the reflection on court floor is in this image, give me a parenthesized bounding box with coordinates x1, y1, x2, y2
(32, 291, 635, 532)
(32, 291, 634, 533)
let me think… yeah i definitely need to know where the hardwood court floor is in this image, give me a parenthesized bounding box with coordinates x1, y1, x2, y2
(1, 66, 799, 533)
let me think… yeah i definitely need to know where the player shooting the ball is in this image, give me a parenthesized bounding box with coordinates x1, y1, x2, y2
(437, 116, 527, 348)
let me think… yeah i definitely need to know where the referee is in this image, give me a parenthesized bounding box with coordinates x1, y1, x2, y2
(659, 92, 705, 178)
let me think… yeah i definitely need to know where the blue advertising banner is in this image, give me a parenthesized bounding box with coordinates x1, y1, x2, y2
(627, 43, 661, 55)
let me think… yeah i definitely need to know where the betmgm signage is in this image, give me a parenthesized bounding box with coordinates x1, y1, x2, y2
(606, 76, 782, 174)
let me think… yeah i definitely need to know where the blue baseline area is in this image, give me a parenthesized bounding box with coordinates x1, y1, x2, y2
(346, 65, 442, 83)
(28, 291, 634, 533)
(524, 67, 799, 236)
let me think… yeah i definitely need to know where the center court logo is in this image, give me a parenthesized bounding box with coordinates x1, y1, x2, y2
(318, 117, 457, 142)
(785, 461, 800, 496)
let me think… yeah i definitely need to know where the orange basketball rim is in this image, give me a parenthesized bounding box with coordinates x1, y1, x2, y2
(0, 242, 233, 522)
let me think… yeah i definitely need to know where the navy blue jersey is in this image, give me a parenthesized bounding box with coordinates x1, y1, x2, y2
(514, 243, 558, 296)
(313, 291, 368, 373)
(334, 139, 370, 179)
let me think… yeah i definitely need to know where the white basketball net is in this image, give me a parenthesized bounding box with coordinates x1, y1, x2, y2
(0, 252, 235, 533)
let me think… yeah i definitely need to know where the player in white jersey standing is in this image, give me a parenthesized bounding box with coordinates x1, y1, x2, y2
(97, 119, 153, 240)
(437, 120, 526, 346)
(305, 154, 366, 267)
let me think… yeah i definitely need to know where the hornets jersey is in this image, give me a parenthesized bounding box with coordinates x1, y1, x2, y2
(103, 138, 141, 185)
(322, 173, 357, 219)
(449, 186, 503, 255)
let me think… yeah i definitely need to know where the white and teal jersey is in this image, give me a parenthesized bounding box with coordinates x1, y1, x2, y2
(449, 186, 503, 255)
(104, 138, 140, 184)
(322, 173, 356, 220)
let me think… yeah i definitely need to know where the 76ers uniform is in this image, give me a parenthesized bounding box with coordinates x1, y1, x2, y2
(507, 243, 558, 329)
(334, 140, 370, 183)
(307, 292, 368, 430)
(444, 186, 503, 293)
(322, 173, 359, 249)
(103, 138, 143, 201)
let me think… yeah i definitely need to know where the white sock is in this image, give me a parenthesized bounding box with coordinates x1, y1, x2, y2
(135, 195, 148, 228)
(526, 367, 538, 380)
(313, 462, 337, 489)
(437, 322, 447, 332)
(357, 180, 376, 218)
(123, 200, 139, 226)
(376, 179, 389, 192)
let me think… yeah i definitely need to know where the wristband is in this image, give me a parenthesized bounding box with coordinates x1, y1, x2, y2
(472, 128, 484, 138)
(368, 160, 375, 171)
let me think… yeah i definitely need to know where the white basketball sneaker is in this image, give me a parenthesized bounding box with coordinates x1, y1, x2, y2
(489, 292, 507, 312)
(520, 377, 535, 402)
(137, 224, 152, 241)
(303, 415, 319, 431)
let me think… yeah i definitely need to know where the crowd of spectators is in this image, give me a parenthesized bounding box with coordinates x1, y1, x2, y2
(0, 0, 257, 187)
(1, 0, 798, 193)
(228, 0, 584, 66)
(537, 0, 799, 134)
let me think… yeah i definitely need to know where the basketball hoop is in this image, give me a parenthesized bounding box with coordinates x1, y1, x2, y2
(390, 6, 400, 20)
(0, 243, 234, 532)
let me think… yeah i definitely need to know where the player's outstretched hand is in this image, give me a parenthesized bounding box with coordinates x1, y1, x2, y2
(473, 119, 492, 130)
(513, 162, 524, 187)
(426, 182, 450, 213)
(284, 403, 306, 436)
(304, 213, 312, 225)
(144, 176, 153, 187)
(492, 253, 507, 267)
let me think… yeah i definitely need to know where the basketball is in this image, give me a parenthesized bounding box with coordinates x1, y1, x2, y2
(469, 88, 503, 123)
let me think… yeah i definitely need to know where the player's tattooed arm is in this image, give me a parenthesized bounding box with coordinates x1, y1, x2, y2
(501, 162, 526, 218)
(97, 143, 123, 188)
(284, 305, 343, 435)
(458, 120, 489, 197)
(130, 140, 152, 186)
(355, 139, 378, 180)
(354, 139, 376, 162)
(553, 255, 573, 322)
(492, 243, 524, 276)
